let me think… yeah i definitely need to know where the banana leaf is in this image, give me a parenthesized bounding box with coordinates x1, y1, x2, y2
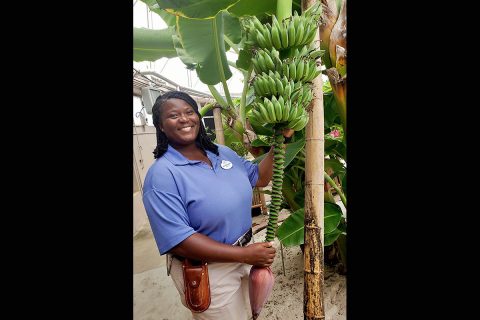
(155, 0, 239, 19)
(177, 12, 232, 85)
(140, 0, 176, 26)
(277, 203, 343, 246)
(228, 0, 276, 16)
(253, 139, 305, 167)
(133, 27, 177, 61)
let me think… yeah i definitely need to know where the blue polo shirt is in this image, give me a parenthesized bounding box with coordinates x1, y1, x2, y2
(142, 144, 259, 255)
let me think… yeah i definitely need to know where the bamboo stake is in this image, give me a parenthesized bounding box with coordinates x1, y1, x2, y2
(212, 105, 225, 145)
(302, 0, 325, 319)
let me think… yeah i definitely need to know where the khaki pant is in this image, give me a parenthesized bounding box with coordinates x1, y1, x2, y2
(170, 257, 253, 320)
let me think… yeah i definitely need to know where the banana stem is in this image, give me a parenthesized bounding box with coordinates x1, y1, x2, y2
(277, 0, 293, 21)
(199, 103, 215, 117)
(265, 134, 285, 242)
(324, 171, 347, 208)
(239, 65, 254, 126)
(224, 35, 239, 54)
(208, 85, 228, 108)
(212, 16, 235, 108)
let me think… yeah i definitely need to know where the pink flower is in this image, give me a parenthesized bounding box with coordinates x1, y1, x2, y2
(330, 129, 340, 138)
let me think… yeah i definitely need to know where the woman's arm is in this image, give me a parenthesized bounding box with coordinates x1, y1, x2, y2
(169, 233, 276, 267)
(255, 129, 293, 187)
(256, 146, 274, 187)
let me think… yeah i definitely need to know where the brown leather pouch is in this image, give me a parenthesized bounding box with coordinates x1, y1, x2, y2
(182, 258, 211, 313)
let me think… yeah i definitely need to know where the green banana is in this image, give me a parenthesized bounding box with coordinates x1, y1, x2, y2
(264, 97, 277, 122)
(282, 98, 291, 122)
(257, 102, 272, 122)
(275, 77, 284, 96)
(289, 62, 296, 81)
(287, 20, 296, 48)
(295, 21, 305, 46)
(271, 96, 282, 122)
(262, 51, 275, 70)
(255, 29, 267, 49)
(262, 23, 273, 49)
(296, 59, 304, 82)
(279, 21, 289, 49)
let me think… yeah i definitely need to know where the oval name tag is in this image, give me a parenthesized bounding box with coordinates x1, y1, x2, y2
(221, 160, 233, 169)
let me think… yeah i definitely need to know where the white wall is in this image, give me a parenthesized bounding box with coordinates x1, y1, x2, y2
(133, 124, 157, 235)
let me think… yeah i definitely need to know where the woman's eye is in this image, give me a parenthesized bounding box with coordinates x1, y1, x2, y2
(169, 114, 178, 119)
(187, 111, 194, 115)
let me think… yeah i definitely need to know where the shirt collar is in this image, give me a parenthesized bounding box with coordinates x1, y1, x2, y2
(164, 144, 220, 166)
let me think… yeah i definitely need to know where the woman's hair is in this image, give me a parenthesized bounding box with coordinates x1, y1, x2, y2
(151, 90, 219, 159)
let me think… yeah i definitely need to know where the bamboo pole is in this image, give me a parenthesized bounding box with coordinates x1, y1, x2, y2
(302, 0, 325, 319)
(212, 105, 225, 145)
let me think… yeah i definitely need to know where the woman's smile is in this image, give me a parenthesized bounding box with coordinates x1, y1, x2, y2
(160, 98, 200, 147)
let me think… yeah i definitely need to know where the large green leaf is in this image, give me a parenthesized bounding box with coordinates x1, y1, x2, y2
(177, 12, 232, 85)
(236, 49, 252, 71)
(253, 138, 305, 167)
(325, 158, 346, 178)
(228, 0, 276, 16)
(324, 228, 342, 246)
(223, 13, 242, 44)
(341, 173, 346, 195)
(324, 202, 343, 233)
(284, 139, 305, 166)
(277, 208, 304, 246)
(277, 202, 343, 247)
(172, 33, 196, 67)
(133, 27, 177, 61)
(156, 0, 240, 19)
(251, 138, 271, 147)
(141, 0, 176, 26)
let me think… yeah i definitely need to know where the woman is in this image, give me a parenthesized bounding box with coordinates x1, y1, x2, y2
(142, 91, 277, 320)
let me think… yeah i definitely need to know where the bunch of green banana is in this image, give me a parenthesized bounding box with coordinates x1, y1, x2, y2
(250, 95, 308, 125)
(251, 48, 281, 75)
(252, 71, 294, 98)
(291, 84, 313, 109)
(287, 45, 324, 60)
(280, 57, 321, 83)
(245, 4, 322, 244)
(247, 9, 320, 51)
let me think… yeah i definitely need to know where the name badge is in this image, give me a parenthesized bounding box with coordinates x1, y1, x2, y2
(221, 160, 233, 169)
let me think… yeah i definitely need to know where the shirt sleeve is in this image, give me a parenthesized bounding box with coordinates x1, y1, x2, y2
(241, 156, 259, 187)
(220, 145, 259, 187)
(142, 177, 196, 255)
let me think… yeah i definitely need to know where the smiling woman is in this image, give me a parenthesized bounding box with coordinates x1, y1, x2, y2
(142, 90, 277, 319)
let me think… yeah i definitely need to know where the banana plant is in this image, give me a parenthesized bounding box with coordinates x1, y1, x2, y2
(134, 0, 346, 262)
(320, 0, 346, 136)
(134, 1, 347, 318)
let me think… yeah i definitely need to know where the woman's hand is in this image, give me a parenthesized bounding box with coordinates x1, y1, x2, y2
(282, 128, 294, 138)
(242, 242, 276, 267)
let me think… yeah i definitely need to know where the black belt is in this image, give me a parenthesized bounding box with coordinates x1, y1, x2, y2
(232, 228, 252, 247)
(172, 228, 253, 262)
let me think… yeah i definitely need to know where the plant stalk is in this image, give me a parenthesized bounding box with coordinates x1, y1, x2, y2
(212, 16, 235, 108)
(208, 85, 228, 107)
(324, 171, 346, 207)
(239, 65, 254, 127)
(224, 35, 239, 53)
(277, 0, 293, 21)
(265, 134, 285, 242)
(199, 103, 215, 117)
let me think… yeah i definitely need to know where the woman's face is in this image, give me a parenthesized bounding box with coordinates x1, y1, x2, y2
(160, 98, 200, 147)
